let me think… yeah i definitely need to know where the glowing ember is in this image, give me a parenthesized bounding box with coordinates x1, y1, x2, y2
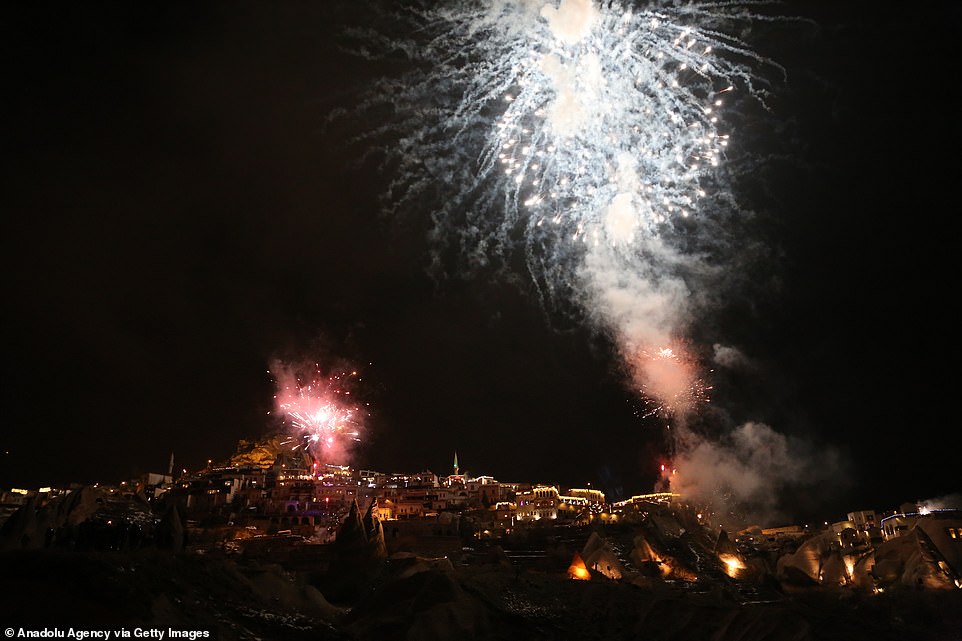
(844, 556, 856, 583)
(719, 553, 746, 578)
(568, 552, 591, 580)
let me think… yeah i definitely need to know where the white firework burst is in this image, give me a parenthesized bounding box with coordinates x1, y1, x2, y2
(338, 0, 790, 415)
(341, 0, 785, 274)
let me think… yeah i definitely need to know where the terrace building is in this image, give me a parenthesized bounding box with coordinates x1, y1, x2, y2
(881, 512, 920, 541)
(516, 485, 560, 521)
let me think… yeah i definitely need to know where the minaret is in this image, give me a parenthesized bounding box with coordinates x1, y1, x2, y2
(453, 451, 459, 476)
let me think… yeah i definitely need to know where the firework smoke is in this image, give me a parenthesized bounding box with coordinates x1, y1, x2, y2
(916, 493, 962, 513)
(668, 422, 841, 527)
(269, 360, 365, 466)
(343, 0, 783, 393)
(342, 0, 816, 520)
(712, 343, 755, 371)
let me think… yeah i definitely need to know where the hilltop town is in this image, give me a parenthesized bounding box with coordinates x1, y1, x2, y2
(2, 438, 960, 640)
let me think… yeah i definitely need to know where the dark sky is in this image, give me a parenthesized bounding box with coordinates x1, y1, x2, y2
(3, 2, 959, 523)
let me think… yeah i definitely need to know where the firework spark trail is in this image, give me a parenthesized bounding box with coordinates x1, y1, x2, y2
(634, 346, 712, 418)
(343, 0, 785, 402)
(270, 361, 364, 465)
(339, 1, 822, 520)
(346, 0, 785, 246)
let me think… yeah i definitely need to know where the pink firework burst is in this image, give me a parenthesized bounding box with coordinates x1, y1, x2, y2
(269, 361, 364, 465)
(633, 345, 711, 418)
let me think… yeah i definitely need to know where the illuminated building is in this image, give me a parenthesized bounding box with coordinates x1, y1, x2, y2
(464, 476, 502, 506)
(610, 492, 679, 515)
(387, 471, 440, 489)
(313, 482, 359, 507)
(393, 500, 426, 519)
(556, 487, 606, 521)
(317, 463, 353, 483)
(498, 482, 529, 500)
(411, 471, 440, 487)
(846, 509, 882, 543)
(436, 452, 464, 487)
(374, 498, 395, 521)
(567, 488, 605, 505)
(917, 510, 962, 588)
(881, 512, 920, 541)
(867, 509, 962, 589)
(847, 509, 879, 532)
(516, 485, 560, 521)
(493, 502, 516, 532)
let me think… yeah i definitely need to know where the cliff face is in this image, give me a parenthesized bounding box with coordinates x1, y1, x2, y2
(0, 550, 346, 634)
(775, 517, 962, 592)
(340, 555, 960, 641)
(0, 487, 158, 552)
(870, 526, 960, 591)
(229, 437, 286, 469)
(3, 501, 961, 641)
(228, 436, 316, 472)
(2, 542, 958, 641)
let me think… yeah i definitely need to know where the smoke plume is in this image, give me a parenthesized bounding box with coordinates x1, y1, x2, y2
(339, 0, 817, 520)
(670, 422, 842, 527)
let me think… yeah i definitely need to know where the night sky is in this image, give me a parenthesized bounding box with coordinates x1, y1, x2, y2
(3, 1, 959, 523)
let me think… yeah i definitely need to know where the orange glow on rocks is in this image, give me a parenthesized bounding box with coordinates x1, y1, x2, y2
(719, 553, 747, 578)
(568, 552, 591, 580)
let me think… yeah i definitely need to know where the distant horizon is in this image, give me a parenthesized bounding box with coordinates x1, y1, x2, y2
(7, 449, 958, 531)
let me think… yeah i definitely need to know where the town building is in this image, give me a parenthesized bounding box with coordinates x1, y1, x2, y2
(516, 485, 560, 521)
(881, 512, 920, 541)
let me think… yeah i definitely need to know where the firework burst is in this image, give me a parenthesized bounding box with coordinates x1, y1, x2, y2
(342, 0, 784, 266)
(270, 362, 365, 465)
(338, 0, 791, 432)
(634, 345, 712, 418)
(338, 0, 786, 415)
